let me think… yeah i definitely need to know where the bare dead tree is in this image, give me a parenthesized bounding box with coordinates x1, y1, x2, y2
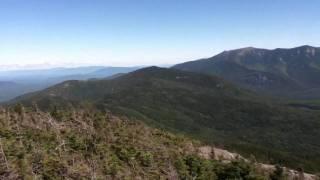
(0, 138, 9, 170)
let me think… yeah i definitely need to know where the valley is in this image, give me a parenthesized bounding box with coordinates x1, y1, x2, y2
(7, 67, 320, 174)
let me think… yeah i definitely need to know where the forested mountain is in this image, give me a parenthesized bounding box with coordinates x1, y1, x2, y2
(9, 67, 320, 173)
(173, 45, 320, 99)
(0, 66, 140, 102)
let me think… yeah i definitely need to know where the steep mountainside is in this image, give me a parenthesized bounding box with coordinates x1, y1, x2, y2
(173, 45, 320, 99)
(9, 67, 320, 173)
(2, 107, 318, 179)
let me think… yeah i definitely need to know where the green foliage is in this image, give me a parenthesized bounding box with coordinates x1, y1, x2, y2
(175, 157, 190, 179)
(13, 103, 24, 115)
(114, 146, 137, 163)
(50, 106, 63, 121)
(67, 134, 87, 151)
(175, 155, 266, 180)
(42, 156, 67, 179)
(137, 151, 153, 167)
(0, 108, 272, 179)
(183, 155, 216, 180)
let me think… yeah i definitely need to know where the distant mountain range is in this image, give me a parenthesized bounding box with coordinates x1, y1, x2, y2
(10, 67, 320, 172)
(173, 45, 320, 99)
(0, 66, 141, 82)
(0, 66, 141, 102)
(0, 81, 38, 103)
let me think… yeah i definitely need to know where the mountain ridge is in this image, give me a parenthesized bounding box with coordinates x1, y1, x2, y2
(173, 45, 320, 99)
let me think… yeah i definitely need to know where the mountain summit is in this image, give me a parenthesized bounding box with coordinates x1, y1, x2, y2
(173, 45, 320, 99)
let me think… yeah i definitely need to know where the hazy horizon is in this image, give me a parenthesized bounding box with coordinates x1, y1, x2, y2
(1, 44, 319, 71)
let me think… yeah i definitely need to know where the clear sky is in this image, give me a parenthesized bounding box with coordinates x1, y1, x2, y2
(1, 0, 320, 67)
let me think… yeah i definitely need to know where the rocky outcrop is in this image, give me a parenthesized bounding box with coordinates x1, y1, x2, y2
(197, 146, 319, 180)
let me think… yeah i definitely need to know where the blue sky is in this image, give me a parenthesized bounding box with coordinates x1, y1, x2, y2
(0, 0, 319, 67)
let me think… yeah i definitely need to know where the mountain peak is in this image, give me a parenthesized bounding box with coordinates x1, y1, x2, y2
(275, 45, 318, 51)
(238, 46, 256, 50)
(222, 47, 256, 54)
(295, 45, 317, 49)
(128, 66, 164, 75)
(291, 45, 319, 57)
(219, 47, 268, 58)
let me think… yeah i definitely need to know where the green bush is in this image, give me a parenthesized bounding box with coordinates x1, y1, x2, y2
(137, 151, 153, 167)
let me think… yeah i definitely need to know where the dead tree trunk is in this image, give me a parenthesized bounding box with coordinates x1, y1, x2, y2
(0, 138, 9, 171)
